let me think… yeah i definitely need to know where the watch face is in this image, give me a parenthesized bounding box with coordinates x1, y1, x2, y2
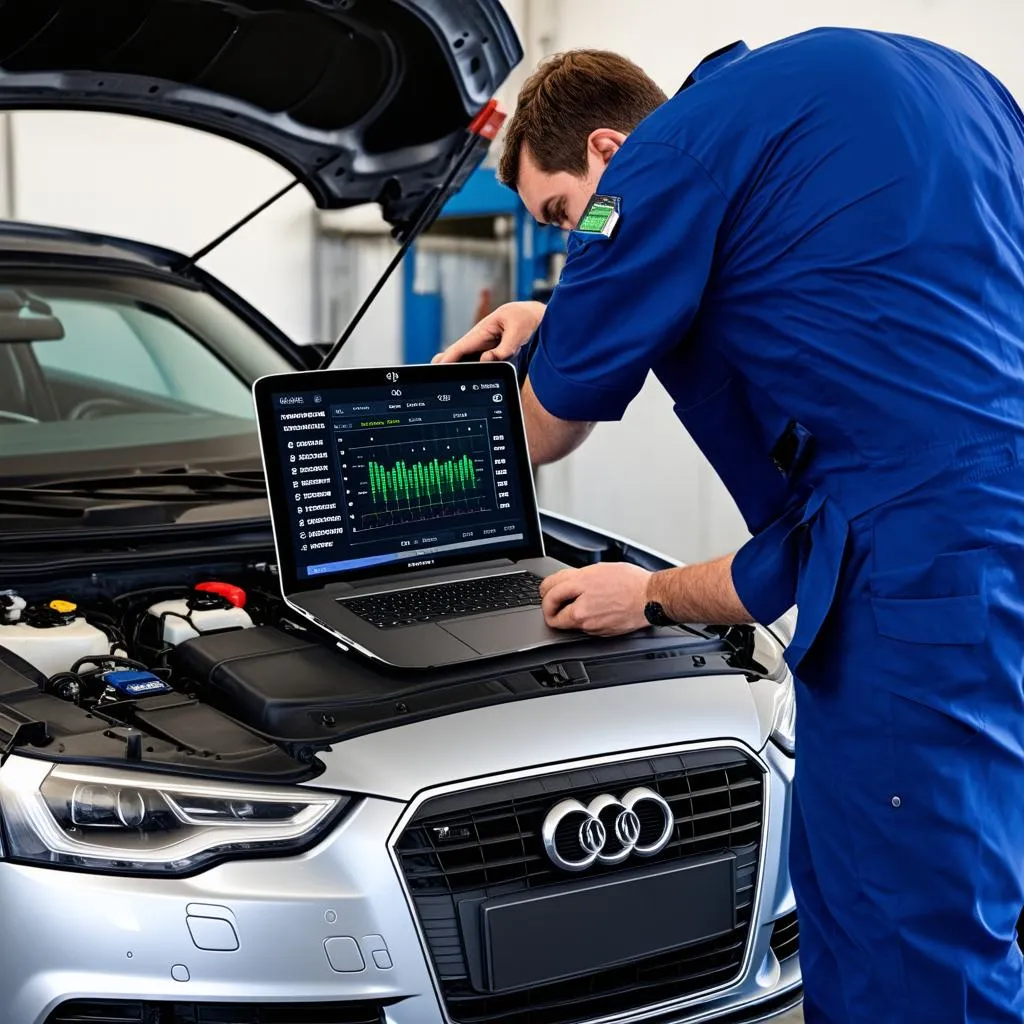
(644, 601, 670, 627)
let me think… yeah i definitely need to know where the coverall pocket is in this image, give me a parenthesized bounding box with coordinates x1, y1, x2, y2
(867, 547, 994, 725)
(871, 593, 986, 645)
(869, 547, 990, 646)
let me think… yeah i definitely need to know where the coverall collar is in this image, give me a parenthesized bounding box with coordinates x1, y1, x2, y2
(677, 40, 751, 92)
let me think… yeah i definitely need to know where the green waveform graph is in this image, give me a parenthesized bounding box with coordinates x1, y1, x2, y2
(368, 454, 478, 506)
(345, 423, 496, 532)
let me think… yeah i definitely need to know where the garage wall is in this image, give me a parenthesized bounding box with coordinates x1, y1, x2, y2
(549, 0, 1024, 100)
(5, 0, 1022, 563)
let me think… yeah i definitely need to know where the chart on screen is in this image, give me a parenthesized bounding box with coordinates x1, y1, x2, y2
(342, 420, 496, 531)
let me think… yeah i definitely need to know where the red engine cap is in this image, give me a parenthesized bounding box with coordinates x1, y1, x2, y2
(195, 581, 246, 608)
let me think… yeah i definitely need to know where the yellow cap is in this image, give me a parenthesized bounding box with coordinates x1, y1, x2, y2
(49, 599, 77, 614)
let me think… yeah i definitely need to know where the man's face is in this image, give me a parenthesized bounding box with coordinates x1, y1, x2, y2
(516, 130, 626, 231)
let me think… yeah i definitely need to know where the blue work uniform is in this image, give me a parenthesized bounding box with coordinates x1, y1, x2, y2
(527, 28, 1024, 1023)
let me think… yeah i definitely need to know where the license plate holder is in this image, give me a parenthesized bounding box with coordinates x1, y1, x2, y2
(476, 853, 736, 993)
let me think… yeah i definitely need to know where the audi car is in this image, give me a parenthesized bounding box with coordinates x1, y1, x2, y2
(0, 2, 801, 1023)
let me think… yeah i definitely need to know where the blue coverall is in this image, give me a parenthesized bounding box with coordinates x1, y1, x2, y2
(525, 29, 1024, 1023)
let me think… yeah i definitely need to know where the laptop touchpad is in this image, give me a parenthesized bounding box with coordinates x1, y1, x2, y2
(440, 609, 577, 656)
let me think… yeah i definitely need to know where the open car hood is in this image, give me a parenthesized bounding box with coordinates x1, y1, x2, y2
(0, 0, 521, 230)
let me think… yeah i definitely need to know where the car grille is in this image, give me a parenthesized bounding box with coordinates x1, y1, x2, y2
(395, 747, 766, 1024)
(44, 1000, 384, 1024)
(769, 911, 800, 963)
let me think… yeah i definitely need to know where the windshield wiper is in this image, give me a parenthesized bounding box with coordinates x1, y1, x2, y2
(13, 469, 269, 502)
(16, 468, 268, 499)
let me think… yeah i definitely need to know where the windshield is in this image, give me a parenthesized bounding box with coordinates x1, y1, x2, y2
(0, 272, 294, 483)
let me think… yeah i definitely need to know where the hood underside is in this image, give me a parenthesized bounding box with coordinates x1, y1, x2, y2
(0, 0, 521, 228)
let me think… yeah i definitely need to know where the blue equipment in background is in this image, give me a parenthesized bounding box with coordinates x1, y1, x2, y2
(402, 166, 565, 363)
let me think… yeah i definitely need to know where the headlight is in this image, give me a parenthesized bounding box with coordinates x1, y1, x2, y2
(751, 610, 796, 755)
(769, 673, 796, 754)
(0, 757, 348, 876)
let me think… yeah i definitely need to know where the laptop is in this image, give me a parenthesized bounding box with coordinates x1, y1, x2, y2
(252, 360, 596, 669)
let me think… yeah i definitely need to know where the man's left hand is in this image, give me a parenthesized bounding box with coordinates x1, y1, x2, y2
(539, 563, 651, 636)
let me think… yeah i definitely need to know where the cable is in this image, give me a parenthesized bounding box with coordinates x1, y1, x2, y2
(674, 622, 716, 640)
(130, 608, 193, 668)
(112, 585, 189, 607)
(69, 653, 149, 676)
(45, 653, 166, 705)
(83, 610, 128, 653)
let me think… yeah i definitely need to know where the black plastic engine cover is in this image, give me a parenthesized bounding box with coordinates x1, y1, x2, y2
(0, 645, 51, 749)
(170, 624, 742, 745)
(0, 645, 45, 695)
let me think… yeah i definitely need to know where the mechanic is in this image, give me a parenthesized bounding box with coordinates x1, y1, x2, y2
(435, 30, 1024, 1024)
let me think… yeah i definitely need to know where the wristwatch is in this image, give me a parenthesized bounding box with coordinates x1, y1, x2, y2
(644, 600, 676, 627)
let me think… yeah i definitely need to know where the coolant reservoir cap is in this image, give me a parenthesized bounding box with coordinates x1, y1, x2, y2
(195, 581, 246, 608)
(49, 599, 77, 615)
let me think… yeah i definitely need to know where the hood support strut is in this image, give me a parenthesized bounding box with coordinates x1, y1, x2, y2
(175, 178, 303, 273)
(172, 101, 505, 366)
(318, 101, 506, 369)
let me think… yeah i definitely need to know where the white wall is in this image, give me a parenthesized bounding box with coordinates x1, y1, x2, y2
(6, 0, 1022, 562)
(550, 0, 1024, 101)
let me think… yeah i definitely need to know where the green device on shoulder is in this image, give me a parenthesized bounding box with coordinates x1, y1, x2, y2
(575, 194, 621, 238)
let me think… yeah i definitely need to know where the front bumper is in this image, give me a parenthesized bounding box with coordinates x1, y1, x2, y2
(2, 743, 798, 1024)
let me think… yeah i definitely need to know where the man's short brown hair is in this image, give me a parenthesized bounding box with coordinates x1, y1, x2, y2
(498, 50, 667, 189)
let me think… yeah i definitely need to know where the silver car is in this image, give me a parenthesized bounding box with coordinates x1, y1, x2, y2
(0, 1, 801, 1022)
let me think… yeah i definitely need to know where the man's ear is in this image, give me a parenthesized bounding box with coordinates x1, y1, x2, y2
(586, 128, 628, 166)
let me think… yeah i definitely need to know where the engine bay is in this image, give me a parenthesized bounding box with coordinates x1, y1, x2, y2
(2, 579, 257, 700)
(0, 566, 320, 779)
(0, 560, 763, 783)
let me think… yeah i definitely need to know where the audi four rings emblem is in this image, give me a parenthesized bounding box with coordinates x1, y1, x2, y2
(541, 787, 674, 871)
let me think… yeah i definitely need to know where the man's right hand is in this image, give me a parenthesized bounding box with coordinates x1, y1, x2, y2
(432, 300, 546, 364)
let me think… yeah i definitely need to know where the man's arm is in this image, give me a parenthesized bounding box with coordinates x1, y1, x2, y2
(525, 143, 727, 429)
(647, 553, 752, 623)
(539, 553, 752, 636)
(522, 377, 595, 465)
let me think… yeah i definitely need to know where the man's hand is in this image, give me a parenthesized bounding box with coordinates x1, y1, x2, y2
(433, 299, 592, 465)
(432, 301, 546, 364)
(539, 554, 754, 637)
(540, 563, 652, 636)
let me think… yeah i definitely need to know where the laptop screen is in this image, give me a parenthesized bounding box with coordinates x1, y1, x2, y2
(253, 362, 543, 589)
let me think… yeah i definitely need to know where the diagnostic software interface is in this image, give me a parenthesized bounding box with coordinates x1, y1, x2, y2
(269, 373, 533, 581)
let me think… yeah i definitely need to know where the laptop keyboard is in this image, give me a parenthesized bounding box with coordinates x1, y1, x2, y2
(340, 572, 544, 629)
